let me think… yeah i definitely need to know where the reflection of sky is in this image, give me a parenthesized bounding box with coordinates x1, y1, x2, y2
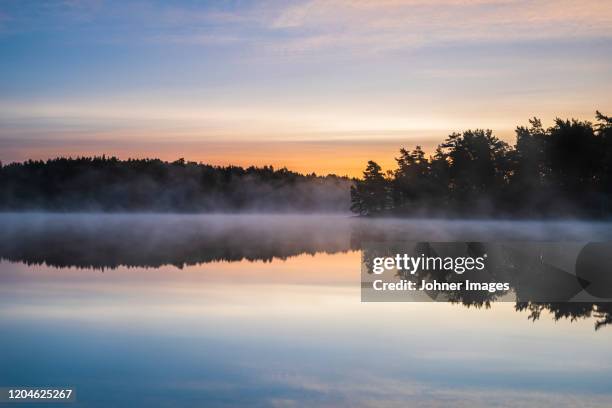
(1, 253, 612, 407)
(1, 1, 611, 175)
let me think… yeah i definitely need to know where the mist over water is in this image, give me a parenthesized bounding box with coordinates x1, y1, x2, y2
(0, 158, 353, 213)
(1, 213, 612, 407)
(2, 213, 612, 268)
(0, 214, 355, 268)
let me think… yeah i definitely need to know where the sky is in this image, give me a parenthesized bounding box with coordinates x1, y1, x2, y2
(0, 0, 611, 176)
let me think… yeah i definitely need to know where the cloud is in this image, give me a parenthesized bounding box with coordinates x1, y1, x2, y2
(3, 1, 610, 56)
(264, 0, 612, 54)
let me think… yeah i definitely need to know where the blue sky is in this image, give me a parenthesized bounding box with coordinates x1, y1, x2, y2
(1, 0, 611, 175)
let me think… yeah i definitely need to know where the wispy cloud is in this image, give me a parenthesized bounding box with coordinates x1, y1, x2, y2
(0, 0, 610, 172)
(262, 0, 612, 54)
(2, 1, 610, 55)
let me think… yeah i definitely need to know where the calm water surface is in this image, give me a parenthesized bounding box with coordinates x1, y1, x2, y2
(1, 214, 612, 407)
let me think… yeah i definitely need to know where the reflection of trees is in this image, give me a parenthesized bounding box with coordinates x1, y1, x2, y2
(516, 302, 612, 331)
(357, 229, 612, 330)
(3, 214, 612, 330)
(0, 215, 356, 269)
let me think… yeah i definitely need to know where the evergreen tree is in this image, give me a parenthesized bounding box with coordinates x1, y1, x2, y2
(351, 111, 610, 218)
(350, 161, 388, 215)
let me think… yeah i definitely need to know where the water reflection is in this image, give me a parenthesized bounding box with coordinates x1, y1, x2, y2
(2, 214, 612, 330)
(1, 214, 612, 407)
(2, 214, 612, 268)
(361, 241, 612, 330)
(0, 214, 355, 268)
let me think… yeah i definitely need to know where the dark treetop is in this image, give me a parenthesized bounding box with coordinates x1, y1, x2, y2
(351, 111, 612, 218)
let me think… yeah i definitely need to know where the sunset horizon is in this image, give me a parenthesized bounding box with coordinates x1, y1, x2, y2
(2, 1, 611, 176)
(1, 110, 609, 177)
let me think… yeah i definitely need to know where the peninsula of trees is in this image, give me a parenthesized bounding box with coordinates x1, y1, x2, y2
(351, 112, 612, 218)
(1, 111, 611, 217)
(0, 158, 351, 212)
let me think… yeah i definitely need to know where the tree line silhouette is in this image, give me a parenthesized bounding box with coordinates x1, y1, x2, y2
(0, 157, 351, 212)
(351, 111, 612, 217)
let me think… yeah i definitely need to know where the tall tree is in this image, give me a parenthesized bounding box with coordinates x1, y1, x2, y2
(546, 118, 600, 196)
(393, 146, 432, 210)
(438, 129, 510, 211)
(351, 161, 389, 215)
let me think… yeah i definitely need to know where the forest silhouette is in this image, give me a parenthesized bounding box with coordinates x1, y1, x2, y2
(0, 158, 351, 212)
(352, 112, 612, 218)
(1, 111, 611, 217)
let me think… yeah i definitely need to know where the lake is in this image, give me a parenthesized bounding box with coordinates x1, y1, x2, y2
(1, 214, 612, 407)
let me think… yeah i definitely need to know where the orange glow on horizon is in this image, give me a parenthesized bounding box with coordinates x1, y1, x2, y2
(1, 138, 451, 177)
